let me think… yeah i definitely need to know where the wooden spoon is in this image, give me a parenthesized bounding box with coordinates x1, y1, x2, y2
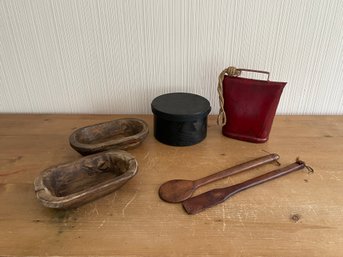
(182, 160, 307, 214)
(158, 153, 279, 203)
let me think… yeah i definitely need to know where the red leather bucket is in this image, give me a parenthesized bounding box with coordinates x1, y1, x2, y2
(217, 67, 286, 143)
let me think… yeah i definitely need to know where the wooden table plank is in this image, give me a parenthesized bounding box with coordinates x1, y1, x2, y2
(0, 115, 342, 256)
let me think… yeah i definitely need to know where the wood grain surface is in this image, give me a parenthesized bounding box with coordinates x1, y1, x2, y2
(0, 114, 342, 257)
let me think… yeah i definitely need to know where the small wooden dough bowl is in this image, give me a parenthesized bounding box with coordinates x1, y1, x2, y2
(69, 118, 149, 155)
(34, 150, 138, 209)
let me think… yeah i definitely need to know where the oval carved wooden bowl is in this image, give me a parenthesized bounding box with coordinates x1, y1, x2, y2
(34, 150, 138, 209)
(69, 118, 149, 155)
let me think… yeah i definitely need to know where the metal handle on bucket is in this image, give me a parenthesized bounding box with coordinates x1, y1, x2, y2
(237, 68, 270, 81)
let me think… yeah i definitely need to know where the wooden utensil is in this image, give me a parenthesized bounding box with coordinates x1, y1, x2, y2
(182, 160, 308, 215)
(159, 153, 280, 203)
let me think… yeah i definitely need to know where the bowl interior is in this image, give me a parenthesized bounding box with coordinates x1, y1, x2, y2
(43, 154, 130, 197)
(75, 119, 144, 145)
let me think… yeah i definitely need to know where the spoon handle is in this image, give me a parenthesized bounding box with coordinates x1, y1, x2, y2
(194, 153, 280, 188)
(183, 161, 306, 214)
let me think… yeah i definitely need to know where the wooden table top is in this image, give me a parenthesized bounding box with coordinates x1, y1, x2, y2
(0, 114, 342, 257)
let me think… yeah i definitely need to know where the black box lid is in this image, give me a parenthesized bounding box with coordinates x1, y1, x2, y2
(151, 92, 211, 121)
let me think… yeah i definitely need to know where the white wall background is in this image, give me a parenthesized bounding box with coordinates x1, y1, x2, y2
(1, 0, 342, 114)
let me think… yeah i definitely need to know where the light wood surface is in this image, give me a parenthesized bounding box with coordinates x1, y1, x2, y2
(0, 114, 342, 257)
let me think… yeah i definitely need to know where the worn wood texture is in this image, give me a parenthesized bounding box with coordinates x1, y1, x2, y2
(69, 118, 149, 155)
(34, 150, 138, 209)
(0, 114, 342, 257)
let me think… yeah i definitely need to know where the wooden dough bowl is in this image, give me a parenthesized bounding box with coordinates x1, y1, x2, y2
(34, 150, 138, 209)
(69, 118, 149, 155)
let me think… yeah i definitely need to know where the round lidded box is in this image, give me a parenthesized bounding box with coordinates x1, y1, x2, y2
(151, 92, 211, 146)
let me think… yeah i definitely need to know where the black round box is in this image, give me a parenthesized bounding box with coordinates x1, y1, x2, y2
(151, 92, 211, 146)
